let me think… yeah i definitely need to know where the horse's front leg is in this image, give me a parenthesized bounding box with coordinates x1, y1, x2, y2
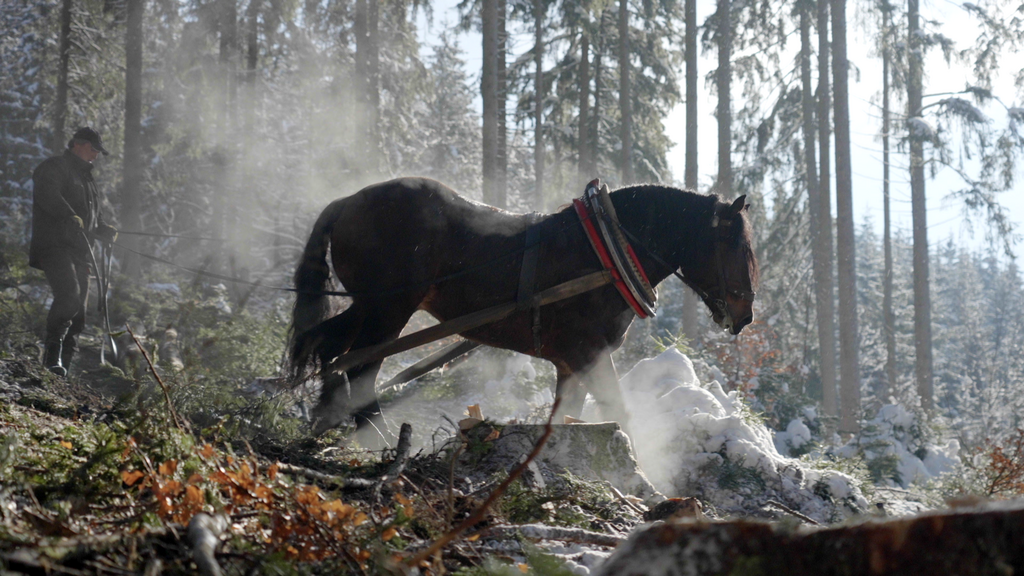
(553, 366, 588, 421)
(583, 352, 633, 438)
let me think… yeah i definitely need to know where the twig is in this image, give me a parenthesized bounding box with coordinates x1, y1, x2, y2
(606, 482, 646, 515)
(126, 323, 186, 433)
(274, 462, 374, 489)
(406, 397, 562, 568)
(765, 500, 820, 526)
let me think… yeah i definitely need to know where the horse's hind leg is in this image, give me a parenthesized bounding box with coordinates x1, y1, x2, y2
(345, 301, 421, 447)
(310, 305, 368, 436)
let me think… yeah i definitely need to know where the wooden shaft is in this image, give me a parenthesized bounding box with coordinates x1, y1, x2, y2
(325, 271, 612, 374)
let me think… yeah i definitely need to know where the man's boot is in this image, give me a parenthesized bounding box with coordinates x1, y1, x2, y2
(44, 339, 66, 377)
(60, 339, 76, 374)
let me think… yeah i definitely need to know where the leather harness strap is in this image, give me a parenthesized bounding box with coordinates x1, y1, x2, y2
(573, 182, 656, 319)
(517, 220, 544, 354)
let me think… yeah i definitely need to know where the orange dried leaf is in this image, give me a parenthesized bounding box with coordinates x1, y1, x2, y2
(353, 512, 368, 526)
(466, 533, 480, 542)
(518, 563, 529, 573)
(349, 458, 361, 466)
(394, 493, 412, 507)
(122, 469, 145, 486)
(184, 485, 204, 506)
(158, 459, 178, 476)
(199, 444, 215, 458)
(59, 440, 73, 450)
(382, 526, 397, 541)
(187, 473, 204, 485)
(268, 463, 279, 480)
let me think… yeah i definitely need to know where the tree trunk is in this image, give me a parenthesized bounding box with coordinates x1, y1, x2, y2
(591, 12, 607, 171)
(121, 0, 144, 277)
(481, 0, 498, 205)
(534, 0, 544, 209)
(816, 0, 837, 420)
(496, 0, 508, 208)
(354, 0, 380, 174)
(715, 0, 732, 195)
(882, 1, 896, 401)
(578, 32, 591, 183)
(801, 0, 830, 413)
(831, 0, 860, 435)
(682, 0, 700, 343)
(52, 0, 73, 154)
(907, 0, 933, 412)
(618, 0, 634, 184)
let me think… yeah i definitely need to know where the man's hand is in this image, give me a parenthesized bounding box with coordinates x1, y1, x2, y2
(95, 223, 118, 244)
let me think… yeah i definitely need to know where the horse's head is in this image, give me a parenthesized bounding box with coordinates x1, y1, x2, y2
(680, 195, 759, 335)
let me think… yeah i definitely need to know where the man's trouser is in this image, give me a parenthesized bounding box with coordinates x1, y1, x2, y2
(40, 251, 91, 368)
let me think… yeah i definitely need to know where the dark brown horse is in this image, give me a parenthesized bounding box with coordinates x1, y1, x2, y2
(289, 177, 758, 439)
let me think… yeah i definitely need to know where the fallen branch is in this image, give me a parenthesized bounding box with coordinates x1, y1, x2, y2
(765, 500, 820, 526)
(187, 513, 229, 576)
(126, 323, 186, 433)
(481, 523, 625, 547)
(406, 397, 563, 568)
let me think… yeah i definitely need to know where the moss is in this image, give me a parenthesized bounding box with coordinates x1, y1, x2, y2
(728, 555, 768, 576)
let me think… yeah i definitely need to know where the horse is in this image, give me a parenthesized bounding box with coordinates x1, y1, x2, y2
(289, 177, 758, 441)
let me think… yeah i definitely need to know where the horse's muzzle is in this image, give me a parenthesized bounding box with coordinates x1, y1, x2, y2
(723, 294, 754, 335)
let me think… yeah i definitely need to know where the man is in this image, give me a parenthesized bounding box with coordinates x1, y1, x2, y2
(30, 127, 118, 376)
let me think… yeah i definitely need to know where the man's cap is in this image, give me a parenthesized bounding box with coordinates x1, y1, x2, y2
(70, 127, 110, 156)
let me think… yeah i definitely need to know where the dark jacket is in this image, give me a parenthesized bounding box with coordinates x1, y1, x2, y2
(30, 150, 107, 269)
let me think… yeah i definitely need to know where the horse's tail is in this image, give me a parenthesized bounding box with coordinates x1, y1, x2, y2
(288, 199, 346, 379)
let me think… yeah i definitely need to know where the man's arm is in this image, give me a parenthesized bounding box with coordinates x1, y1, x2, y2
(32, 161, 77, 221)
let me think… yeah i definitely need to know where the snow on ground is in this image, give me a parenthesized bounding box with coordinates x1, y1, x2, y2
(835, 403, 961, 487)
(613, 348, 870, 523)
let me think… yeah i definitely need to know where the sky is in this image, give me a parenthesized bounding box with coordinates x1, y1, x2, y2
(417, 0, 1024, 256)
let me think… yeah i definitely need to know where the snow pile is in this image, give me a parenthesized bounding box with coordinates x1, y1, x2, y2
(619, 348, 869, 523)
(836, 404, 961, 487)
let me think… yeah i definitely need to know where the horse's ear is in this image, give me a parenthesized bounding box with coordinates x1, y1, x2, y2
(730, 195, 747, 215)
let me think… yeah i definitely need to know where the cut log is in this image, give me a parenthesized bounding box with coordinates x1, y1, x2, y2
(594, 501, 1024, 576)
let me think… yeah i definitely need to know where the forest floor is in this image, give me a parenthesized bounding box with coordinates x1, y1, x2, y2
(0, 264, 1019, 575)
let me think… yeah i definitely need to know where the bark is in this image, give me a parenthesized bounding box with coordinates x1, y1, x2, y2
(908, 0, 933, 411)
(52, 0, 73, 154)
(578, 33, 591, 183)
(534, 0, 544, 209)
(618, 0, 634, 184)
(481, 0, 498, 205)
(715, 0, 732, 195)
(882, 2, 897, 400)
(122, 0, 145, 277)
(682, 0, 700, 342)
(816, 0, 837, 420)
(832, 0, 860, 435)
